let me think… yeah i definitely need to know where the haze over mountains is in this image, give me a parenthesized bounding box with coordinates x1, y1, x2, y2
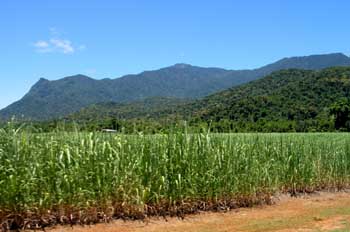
(1, 53, 350, 121)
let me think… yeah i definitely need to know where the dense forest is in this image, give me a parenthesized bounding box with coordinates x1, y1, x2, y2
(190, 67, 350, 132)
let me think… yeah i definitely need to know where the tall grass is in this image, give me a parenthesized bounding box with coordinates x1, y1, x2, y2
(1, 127, 350, 229)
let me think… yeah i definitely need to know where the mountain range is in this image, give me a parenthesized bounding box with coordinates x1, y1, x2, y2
(1, 53, 350, 121)
(70, 67, 350, 132)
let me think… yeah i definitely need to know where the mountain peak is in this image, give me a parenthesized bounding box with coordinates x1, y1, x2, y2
(62, 74, 94, 81)
(33, 77, 50, 88)
(38, 77, 49, 82)
(258, 53, 350, 75)
(172, 63, 192, 69)
(320, 52, 348, 58)
(63, 74, 92, 79)
(282, 52, 348, 60)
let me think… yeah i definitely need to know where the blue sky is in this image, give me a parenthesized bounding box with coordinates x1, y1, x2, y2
(1, 0, 350, 109)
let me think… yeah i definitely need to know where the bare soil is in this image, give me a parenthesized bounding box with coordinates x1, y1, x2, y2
(48, 191, 350, 232)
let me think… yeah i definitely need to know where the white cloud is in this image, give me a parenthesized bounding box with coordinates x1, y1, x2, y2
(34, 40, 52, 53)
(34, 40, 49, 48)
(50, 38, 74, 54)
(33, 28, 85, 55)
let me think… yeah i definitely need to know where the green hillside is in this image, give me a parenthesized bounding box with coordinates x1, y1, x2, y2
(68, 97, 190, 121)
(191, 67, 350, 131)
(66, 67, 350, 132)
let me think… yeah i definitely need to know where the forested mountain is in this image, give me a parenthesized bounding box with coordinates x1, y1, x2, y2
(1, 53, 349, 120)
(189, 67, 350, 131)
(68, 97, 190, 121)
(67, 67, 350, 132)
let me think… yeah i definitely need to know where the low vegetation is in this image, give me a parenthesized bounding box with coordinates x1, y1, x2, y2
(1, 125, 350, 230)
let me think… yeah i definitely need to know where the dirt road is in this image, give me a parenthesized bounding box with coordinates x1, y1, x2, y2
(49, 191, 350, 232)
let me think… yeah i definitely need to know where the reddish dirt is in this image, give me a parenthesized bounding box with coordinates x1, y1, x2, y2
(48, 191, 350, 232)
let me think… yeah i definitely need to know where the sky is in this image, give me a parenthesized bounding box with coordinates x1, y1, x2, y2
(1, 0, 350, 109)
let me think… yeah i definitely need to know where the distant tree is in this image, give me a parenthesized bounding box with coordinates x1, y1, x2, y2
(330, 98, 350, 131)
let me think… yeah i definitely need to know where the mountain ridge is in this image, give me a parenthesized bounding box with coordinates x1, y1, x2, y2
(69, 67, 350, 132)
(1, 53, 350, 120)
